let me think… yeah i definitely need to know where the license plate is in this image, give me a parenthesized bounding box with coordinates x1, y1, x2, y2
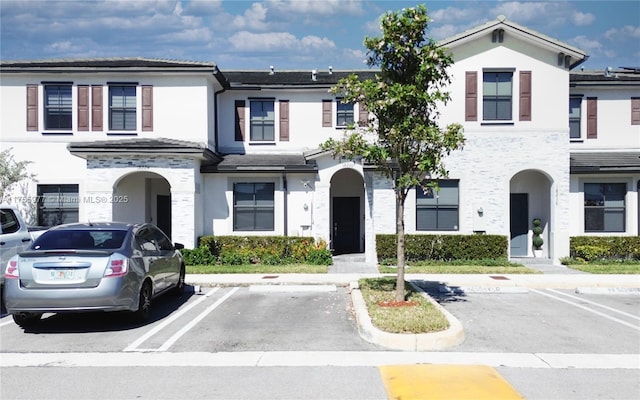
(50, 270, 74, 280)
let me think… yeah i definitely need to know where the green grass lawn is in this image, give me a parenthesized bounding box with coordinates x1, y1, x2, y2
(562, 261, 640, 274)
(186, 264, 328, 274)
(358, 277, 449, 334)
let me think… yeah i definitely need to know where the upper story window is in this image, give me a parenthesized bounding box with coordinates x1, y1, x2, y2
(416, 180, 459, 231)
(233, 182, 275, 231)
(109, 85, 137, 130)
(44, 84, 72, 130)
(336, 99, 354, 127)
(483, 71, 512, 121)
(569, 96, 582, 139)
(250, 100, 275, 141)
(584, 183, 625, 232)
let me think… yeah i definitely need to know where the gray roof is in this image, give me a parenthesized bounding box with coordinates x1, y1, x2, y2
(223, 70, 378, 88)
(570, 152, 640, 173)
(0, 57, 219, 74)
(570, 69, 640, 86)
(67, 138, 221, 162)
(201, 153, 317, 173)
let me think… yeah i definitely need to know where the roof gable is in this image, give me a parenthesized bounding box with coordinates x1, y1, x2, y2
(439, 15, 588, 69)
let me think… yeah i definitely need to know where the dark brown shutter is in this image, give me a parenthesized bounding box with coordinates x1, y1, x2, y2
(235, 100, 245, 141)
(465, 72, 477, 121)
(358, 103, 368, 124)
(519, 71, 532, 121)
(632, 98, 640, 125)
(91, 85, 103, 131)
(587, 97, 597, 138)
(141, 85, 153, 131)
(279, 100, 289, 141)
(26, 85, 38, 131)
(77, 85, 89, 131)
(322, 100, 332, 127)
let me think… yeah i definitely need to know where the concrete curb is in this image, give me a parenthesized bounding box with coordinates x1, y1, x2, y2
(349, 281, 465, 351)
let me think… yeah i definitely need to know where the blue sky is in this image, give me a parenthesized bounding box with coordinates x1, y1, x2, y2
(1, 0, 638, 70)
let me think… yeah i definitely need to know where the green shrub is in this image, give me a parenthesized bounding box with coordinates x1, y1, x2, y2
(191, 235, 332, 266)
(570, 236, 640, 261)
(376, 234, 508, 261)
(181, 245, 217, 265)
(307, 248, 333, 265)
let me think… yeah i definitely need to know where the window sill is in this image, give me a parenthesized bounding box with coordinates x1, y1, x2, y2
(107, 131, 138, 136)
(41, 131, 73, 135)
(249, 141, 276, 146)
(480, 121, 514, 126)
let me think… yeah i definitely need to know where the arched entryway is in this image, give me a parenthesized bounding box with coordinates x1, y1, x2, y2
(509, 170, 551, 258)
(113, 171, 172, 238)
(330, 168, 365, 254)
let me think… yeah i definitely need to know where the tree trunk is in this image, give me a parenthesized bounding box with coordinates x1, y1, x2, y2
(395, 189, 406, 302)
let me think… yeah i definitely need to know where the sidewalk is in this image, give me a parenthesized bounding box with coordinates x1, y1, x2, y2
(186, 255, 640, 290)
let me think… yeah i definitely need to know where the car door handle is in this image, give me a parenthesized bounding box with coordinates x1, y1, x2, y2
(0, 241, 5, 245)
(22, 238, 32, 242)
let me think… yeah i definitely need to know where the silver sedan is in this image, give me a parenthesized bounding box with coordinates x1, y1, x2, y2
(3, 222, 185, 327)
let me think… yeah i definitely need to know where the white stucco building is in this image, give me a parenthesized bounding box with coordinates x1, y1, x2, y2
(1, 17, 638, 264)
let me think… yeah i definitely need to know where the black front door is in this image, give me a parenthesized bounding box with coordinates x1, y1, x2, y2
(157, 195, 171, 239)
(510, 193, 528, 256)
(332, 197, 360, 254)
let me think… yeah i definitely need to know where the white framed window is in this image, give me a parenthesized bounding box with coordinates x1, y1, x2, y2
(584, 183, 625, 232)
(483, 71, 512, 121)
(416, 180, 459, 231)
(233, 182, 275, 231)
(250, 100, 275, 141)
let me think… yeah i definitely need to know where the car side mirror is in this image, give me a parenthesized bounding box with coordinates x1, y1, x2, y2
(174, 242, 184, 250)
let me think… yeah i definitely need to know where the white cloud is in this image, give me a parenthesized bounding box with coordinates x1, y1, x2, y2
(266, 0, 363, 16)
(229, 31, 335, 53)
(232, 2, 269, 30)
(571, 35, 604, 54)
(571, 11, 595, 26)
(605, 25, 640, 40)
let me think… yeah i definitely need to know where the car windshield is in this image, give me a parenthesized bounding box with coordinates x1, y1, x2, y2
(33, 229, 127, 250)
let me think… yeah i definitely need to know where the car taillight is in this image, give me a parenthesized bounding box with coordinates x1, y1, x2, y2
(5, 259, 19, 279)
(104, 256, 128, 278)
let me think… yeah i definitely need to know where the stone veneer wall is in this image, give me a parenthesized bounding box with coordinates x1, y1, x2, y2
(84, 155, 198, 248)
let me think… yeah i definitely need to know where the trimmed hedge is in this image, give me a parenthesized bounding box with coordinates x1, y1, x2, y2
(376, 234, 508, 262)
(181, 235, 332, 266)
(570, 236, 640, 261)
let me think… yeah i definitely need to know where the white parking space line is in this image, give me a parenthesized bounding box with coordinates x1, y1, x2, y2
(531, 289, 640, 331)
(124, 287, 220, 352)
(546, 289, 640, 321)
(155, 287, 239, 352)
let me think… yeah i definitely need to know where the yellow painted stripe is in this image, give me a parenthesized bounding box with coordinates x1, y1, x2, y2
(380, 364, 525, 400)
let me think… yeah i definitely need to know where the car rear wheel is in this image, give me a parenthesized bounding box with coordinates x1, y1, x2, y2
(172, 265, 186, 296)
(13, 312, 42, 327)
(133, 281, 152, 322)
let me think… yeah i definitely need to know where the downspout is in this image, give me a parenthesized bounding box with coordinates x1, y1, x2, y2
(283, 172, 288, 236)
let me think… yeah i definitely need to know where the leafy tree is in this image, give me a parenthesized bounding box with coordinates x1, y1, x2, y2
(321, 5, 465, 301)
(0, 148, 35, 203)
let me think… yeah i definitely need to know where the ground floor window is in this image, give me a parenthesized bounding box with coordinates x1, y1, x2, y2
(584, 183, 625, 232)
(233, 182, 274, 231)
(416, 180, 459, 231)
(37, 184, 79, 227)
